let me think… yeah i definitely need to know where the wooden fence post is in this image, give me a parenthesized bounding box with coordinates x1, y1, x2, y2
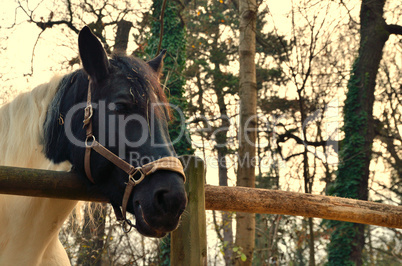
(171, 155, 207, 265)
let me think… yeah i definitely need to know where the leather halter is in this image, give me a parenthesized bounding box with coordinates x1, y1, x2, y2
(83, 79, 186, 232)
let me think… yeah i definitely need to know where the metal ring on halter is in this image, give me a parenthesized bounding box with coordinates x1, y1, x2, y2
(122, 219, 134, 233)
(85, 135, 96, 148)
(129, 168, 146, 186)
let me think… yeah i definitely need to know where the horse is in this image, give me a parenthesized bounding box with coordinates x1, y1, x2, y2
(0, 26, 187, 265)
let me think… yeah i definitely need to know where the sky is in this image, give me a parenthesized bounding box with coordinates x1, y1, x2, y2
(0, 0, 294, 94)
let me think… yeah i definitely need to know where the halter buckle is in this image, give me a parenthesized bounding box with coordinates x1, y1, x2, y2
(83, 104, 93, 127)
(128, 168, 146, 186)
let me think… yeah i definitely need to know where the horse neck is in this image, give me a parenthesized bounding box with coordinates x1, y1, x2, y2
(0, 76, 78, 263)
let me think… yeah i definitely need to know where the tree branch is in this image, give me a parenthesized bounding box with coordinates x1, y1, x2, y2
(35, 20, 79, 33)
(385, 24, 402, 35)
(17, 0, 79, 33)
(276, 130, 329, 147)
(24, 29, 45, 77)
(157, 0, 168, 54)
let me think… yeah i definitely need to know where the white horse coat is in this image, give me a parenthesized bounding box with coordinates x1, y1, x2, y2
(0, 77, 77, 265)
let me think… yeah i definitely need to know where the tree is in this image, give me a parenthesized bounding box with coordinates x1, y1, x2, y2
(235, 0, 258, 264)
(327, 0, 402, 265)
(76, 203, 107, 266)
(146, 0, 192, 156)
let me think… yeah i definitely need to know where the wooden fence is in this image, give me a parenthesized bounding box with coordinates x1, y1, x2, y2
(0, 155, 401, 265)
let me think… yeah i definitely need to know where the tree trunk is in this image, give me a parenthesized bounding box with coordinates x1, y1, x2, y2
(235, 0, 257, 265)
(114, 20, 133, 52)
(217, 143, 234, 264)
(297, 85, 316, 266)
(77, 203, 107, 266)
(211, 19, 235, 263)
(327, 1, 397, 265)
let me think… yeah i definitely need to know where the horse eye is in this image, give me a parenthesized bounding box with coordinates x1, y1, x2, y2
(114, 103, 132, 114)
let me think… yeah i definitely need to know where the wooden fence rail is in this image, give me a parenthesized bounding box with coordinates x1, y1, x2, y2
(205, 185, 402, 229)
(0, 162, 401, 229)
(1, 156, 402, 265)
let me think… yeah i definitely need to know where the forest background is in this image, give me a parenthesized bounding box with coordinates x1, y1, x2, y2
(0, 0, 401, 265)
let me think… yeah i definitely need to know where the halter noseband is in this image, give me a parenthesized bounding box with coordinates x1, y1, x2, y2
(83, 79, 186, 233)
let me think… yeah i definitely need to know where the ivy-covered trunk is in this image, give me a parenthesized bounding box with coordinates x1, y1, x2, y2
(327, 1, 390, 265)
(146, 0, 193, 265)
(146, 0, 191, 156)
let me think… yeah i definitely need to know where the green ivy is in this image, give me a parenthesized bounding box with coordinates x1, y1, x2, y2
(146, 0, 193, 157)
(326, 56, 368, 265)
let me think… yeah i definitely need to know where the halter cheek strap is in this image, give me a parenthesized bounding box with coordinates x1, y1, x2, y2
(83, 79, 186, 232)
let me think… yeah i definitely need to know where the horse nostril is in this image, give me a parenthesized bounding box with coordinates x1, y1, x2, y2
(154, 189, 169, 213)
(154, 189, 186, 218)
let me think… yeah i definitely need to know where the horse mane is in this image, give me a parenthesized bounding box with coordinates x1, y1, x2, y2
(0, 76, 70, 171)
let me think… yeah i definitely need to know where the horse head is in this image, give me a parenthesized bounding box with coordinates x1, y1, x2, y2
(44, 26, 187, 237)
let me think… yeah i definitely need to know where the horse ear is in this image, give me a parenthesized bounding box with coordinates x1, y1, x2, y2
(147, 49, 166, 75)
(78, 26, 109, 82)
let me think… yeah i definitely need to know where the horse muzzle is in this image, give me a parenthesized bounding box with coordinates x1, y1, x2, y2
(130, 170, 187, 237)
